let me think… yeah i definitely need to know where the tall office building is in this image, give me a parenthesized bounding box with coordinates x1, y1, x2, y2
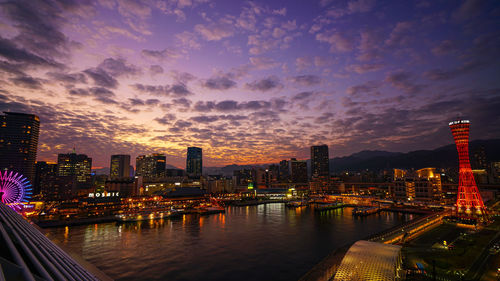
(110, 154, 131, 179)
(57, 151, 92, 189)
(34, 161, 57, 195)
(0, 112, 40, 182)
(290, 158, 308, 183)
(135, 153, 166, 180)
(186, 147, 202, 178)
(279, 160, 290, 182)
(311, 145, 330, 178)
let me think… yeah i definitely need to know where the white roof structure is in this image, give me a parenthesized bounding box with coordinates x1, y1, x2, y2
(333, 240, 402, 281)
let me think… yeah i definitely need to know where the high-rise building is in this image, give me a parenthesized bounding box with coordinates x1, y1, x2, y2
(279, 160, 290, 182)
(110, 154, 131, 179)
(0, 112, 40, 182)
(34, 161, 57, 195)
(290, 158, 308, 183)
(135, 153, 166, 180)
(186, 147, 202, 178)
(449, 120, 486, 217)
(57, 151, 92, 189)
(311, 145, 330, 178)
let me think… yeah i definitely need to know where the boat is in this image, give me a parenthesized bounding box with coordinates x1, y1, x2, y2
(115, 209, 182, 222)
(286, 201, 307, 208)
(352, 206, 380, 216)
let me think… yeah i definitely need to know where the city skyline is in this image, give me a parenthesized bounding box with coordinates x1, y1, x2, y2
(1, 0, 499, 168)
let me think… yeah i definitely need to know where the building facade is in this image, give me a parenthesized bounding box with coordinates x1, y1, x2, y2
(135, 153, 166, 180)
(34, 161, 57, 195)
(110, 154, 131, 179)
(0, 112, 40, 182)
(57, 151, 92, 189)
(186, 147, 202, 178)
(311, 145, 330, 178)
(393, 168, 443, 202)
(290, 158, 308, 183)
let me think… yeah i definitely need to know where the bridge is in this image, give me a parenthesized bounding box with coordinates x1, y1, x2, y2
(0, 203, 110, 281)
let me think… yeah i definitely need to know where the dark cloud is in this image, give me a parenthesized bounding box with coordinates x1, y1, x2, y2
(155, 114, 176, 125)
(149, 65, 164, 75)
(97, 58, 140, 77)
(132, 83, 192, 96)
(423, 60, 483, 81)
(202, 76, 237, 90)
(245, 76, 282, 92)
(9, 75, 43, 89)
(83, 68, 118, 88)
(141, 48, 180, 61)
(46, 71, 87, 84)
(0, 36, 62, 68)
(385, 71, 424, 94)
(0, 1, 91, 60)
(192, 99, 287, 113)
(452, 0, 485, 21)
(346, 81, 380, 96)
(292, 91, 314, 101)
(290, 75, 322, 86)
(190, 115, 248, 123)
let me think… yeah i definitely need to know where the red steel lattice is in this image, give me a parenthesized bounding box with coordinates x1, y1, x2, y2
(449, 120, 485, 216)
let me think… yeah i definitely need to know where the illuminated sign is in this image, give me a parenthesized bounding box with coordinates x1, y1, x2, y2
(248, 183, 254, 190)
(89, 192, 120, 198)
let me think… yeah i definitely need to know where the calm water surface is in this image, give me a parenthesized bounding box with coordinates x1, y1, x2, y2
(44, 204, 415, 281)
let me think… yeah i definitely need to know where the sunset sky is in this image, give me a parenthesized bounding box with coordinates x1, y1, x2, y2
(1, 0, 499, 168)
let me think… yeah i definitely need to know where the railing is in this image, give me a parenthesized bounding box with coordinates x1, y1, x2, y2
(0, 203, 108, 281)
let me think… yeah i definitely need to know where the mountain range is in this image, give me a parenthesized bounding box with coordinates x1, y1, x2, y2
(93, 139, 500, 176)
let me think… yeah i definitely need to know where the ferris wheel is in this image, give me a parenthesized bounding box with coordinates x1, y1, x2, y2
(0, 170, 32, 210)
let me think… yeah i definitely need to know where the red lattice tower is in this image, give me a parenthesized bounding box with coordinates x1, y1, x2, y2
(449, 120, 486, 217)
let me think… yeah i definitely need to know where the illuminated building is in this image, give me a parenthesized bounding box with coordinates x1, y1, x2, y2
(34, 161, 57, 195)
(110, 154, 131, 179)
(135, 153, 166, 180)
(334, 240, 402, 281)
(279, 160, 290, 182)
(393, 168, 442, 202)
(0, 112, 40, 182)
(290, 158, 308, 183)
(254, 168, 278, 189)
(311, 145, 330, 178)
(186, 147, 202, 178)
(449, 120, 486, 217)
(57, 151, 92, 189)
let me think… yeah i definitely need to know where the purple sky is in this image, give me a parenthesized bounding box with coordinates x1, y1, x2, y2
(1, 0, 499, 168)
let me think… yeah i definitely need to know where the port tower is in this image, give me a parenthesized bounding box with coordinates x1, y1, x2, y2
(449, 120, 487, 219)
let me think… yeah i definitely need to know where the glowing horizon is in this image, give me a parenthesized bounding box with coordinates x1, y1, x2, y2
(1, 0, 499, 168)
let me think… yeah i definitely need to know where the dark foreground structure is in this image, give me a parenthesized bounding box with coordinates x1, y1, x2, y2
(0, 203, 109, 281)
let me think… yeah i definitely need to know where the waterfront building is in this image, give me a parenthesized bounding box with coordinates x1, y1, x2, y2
(254, 168, 278, 189)
(110, 154, 131, 179)
(186, 147, 202, 178)
(135, 153, 166, 180)
(204, 175, 233, 193)
(57, 151, 92, 189)
(333, 240, 402, 281)
(0, 112, 40, 182)
(279, 160, 290, 182)
(311, 145, 330, 178)
(105, 177, 139, 197)
(290, 158, 308, 183)
(392, 168, 443, 202)
(34, 161, 57, 195)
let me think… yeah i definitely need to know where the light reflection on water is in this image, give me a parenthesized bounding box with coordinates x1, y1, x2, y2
(44, 204, 414, 281)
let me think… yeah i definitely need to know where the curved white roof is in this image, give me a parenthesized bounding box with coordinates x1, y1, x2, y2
(333, 240, 402, 281)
